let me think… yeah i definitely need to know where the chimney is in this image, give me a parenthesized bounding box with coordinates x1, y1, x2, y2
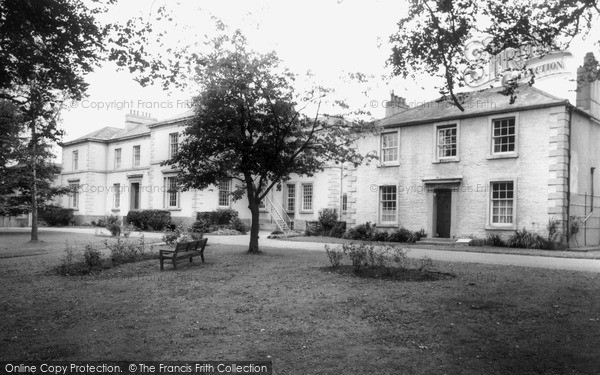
(125, 110, 157, 131)
(576, 52, 600, 119)
(385, 91, 410, 117)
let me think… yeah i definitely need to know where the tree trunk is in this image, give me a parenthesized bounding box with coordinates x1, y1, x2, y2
(30, 122, 38, 242)
(248, 199, 261, 253)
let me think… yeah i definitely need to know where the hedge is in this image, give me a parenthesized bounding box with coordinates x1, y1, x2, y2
(126, 209, 172, 231)
(38, 205, 74, 226)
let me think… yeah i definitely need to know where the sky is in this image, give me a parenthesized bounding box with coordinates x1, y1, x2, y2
(57, 0, 600, 159)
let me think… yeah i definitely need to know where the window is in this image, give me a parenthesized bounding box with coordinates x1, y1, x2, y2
(490, 181, 514, 225)
(436, 124, 457, 159)
(380, 186, 397, 224)
(69, 183, 79, 209)
(286, 184, 296, 212)
(113, 184, 120, 209)
(380, 132, 398, 163)
(133, 145, 141, 167)
(164, 177, 179, 208)
(72, 151, 78, 170)
(114, 148, 121, 169)
(218, 180, 231, 207)
(169, 133, 178, 159)
(301, 183, 313, 211)
(492, 117, 516, 154)
(342, 193, 348, 214)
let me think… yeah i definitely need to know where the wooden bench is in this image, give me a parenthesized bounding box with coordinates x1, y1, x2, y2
(159, 238, 208, 270)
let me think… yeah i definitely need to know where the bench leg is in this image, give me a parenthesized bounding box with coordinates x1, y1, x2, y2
(160, 258, 164, 271)
(200, 253, 204, 263)
(172, 259, 177, 270)
(189, 256, 193, 263)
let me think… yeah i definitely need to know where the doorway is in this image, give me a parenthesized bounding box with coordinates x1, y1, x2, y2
(435, 189, 452, 238)
(130, 182, 140, 210)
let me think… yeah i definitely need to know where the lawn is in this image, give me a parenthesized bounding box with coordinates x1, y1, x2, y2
(1, 230, 600, 374)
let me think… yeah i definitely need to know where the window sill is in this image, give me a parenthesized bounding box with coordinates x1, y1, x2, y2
(166, 208, 181, 211)
(111, 209, 120, 212)
(377, 224, 399, 228)
(299, 211, 314, 214)
(486, 153, 518, 160)
(432, 158, 459, 164)
(377, 162, 399, 168)
(485, 224, 516, 231)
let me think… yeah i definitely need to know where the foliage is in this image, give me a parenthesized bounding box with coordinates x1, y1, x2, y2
(484, 234, 506, 247)
(407, 229, 427, 244)
(104, 214, 121, 237)
(388, 0, 600, 110)
(324, 245, 344, 268)
(143, 29, 373, 253)
(328, 221, 347, 238)
(37, 205, 74, 226)
(318, 208, 339, 232)
(105, 235, 147, 265)
(126, 209, 172, 231)
(192, 209, 247, 234)
(372, 231, 389, 242)
(387, 227, 413, 243)
(163, 225, 204, 247)
(507, 228, 556, 250)
(83, 244, 102, 270)
(547, 218, 560, 242)
(342, 222, 377, 240)
(342, 242, 372, 271)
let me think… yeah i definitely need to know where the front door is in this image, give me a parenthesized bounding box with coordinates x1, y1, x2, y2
(130, 182, 140, 210)
(435, 189, 452, 238)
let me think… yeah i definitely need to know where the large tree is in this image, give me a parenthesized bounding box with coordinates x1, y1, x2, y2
(166, 31, 372, 253)
(389, 0, 600, 110)
(0, 0, 116, 240)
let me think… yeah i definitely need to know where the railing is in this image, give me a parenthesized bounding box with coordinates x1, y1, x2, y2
(265, 195, 292, 235)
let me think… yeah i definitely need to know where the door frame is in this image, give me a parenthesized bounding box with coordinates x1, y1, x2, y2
(424, 181, 460, 239)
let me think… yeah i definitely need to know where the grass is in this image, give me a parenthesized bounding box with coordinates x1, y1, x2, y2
(1, 230, 600, 374)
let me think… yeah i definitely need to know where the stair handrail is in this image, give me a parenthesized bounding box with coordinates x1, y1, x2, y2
(265, 195, 292, 233)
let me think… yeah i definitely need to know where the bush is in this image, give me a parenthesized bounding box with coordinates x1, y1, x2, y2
(105, 214, 121, 237)
(342, 222, 377, 240)
(193, 209, 245, 234)
(162, 226, 181, 245)
(342, 242, 372, 271)
(387, 227, 412, 243)
(230, 217, 248, 234)
(324, 245, 344, 267)
(305, 221, 321, 236)
(484, 234, 506, 247)
(372, 231, 389, 242)
(407, 228, 427, 243)
(328, 221, 346, 238)
(83, 244, 102, 270)
(507, 228, 556, 250)
(318, 208, 338, 232)
(126, 209, 172, 231)
(38, 205, 74, 226)
(105, 235, 147, 265)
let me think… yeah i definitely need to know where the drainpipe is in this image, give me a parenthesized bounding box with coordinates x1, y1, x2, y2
(591, 167, 595, 216)
(566, 106, 572, 245)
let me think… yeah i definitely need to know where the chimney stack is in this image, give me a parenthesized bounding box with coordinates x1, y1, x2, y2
(125, 110, 157, 131)
(385, 91, 410, 117)
(575, 52, 600, 119)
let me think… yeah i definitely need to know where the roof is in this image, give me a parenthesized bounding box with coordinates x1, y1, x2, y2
(62, 123, 151, 146)
(379, 85, 569, 128)
(148, 109, 195, 128)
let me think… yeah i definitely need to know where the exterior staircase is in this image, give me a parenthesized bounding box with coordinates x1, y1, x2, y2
(264, 195, 292, 236)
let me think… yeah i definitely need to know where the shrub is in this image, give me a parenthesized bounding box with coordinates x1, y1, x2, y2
(484, 234, 506, 247)
(387, 227, 412, 243)
(83, 244, 102, 270)
(38, 205, 74, 226)
(318, 208, 338, 232)
(230, 217, 248, 234)
(194, 209, 245, 234)
(342, 242, 371, 271)
(407, 228, 427, 243)
(305, 221, 321, 236)
(329, 221, 346, 238)
(507, 228, 556, 250)
(372, 231, 389, 242)
(105, 214, 121, 237)
(105, 235, 146, 265)
(342, 222, 377, 240)
(191, 217, 211, 234)
(126, 209, 172, 231)
(162, 226, 181, 245)
(324, 245, 344, 267)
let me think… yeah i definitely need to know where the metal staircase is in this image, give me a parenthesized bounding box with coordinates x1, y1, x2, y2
(264, 195, 292, 235)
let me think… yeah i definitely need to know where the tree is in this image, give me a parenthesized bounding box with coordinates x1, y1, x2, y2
(389, 0, 600, 110)
(166, 31, 372, 253)
(0, 0, 116, 241)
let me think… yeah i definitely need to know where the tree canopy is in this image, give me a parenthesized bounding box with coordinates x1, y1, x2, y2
(166, 31, 373, 253)
(389, 0, 600, 110)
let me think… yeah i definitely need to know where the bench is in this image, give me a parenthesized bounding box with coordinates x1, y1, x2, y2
(159, 238, 208, 270)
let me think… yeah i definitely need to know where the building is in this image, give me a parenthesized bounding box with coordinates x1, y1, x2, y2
(56, 54, 600, 247)
(345, 53, 600, 247)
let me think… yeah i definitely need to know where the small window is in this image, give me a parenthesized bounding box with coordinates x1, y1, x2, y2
(72, 151, 78, 171)
(342, 193, 348, 214)
(133, 145, 141, 167)
(301, 183, 313, 211)
(113, 184, 120, 209)
(490, 181, 514, 225)
(114, 148, 121, 169)
(380, 132, 398, 163)
(286, 184, 296, 212)
(218, 180, 231, 207)
(380, 186, 397, 224)
(169, 133, 179, 159)
(492, 117, 516, 154)
(436, 124, 457, 159)
(164, 177, 179, 208)
(69, 183, 79, 209)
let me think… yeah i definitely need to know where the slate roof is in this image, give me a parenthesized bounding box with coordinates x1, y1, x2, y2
(379, 85, 569, 128)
